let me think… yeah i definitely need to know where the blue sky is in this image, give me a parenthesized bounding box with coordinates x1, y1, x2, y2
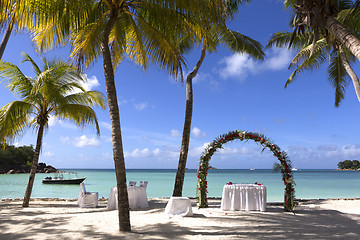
(1, 0, 360, 169)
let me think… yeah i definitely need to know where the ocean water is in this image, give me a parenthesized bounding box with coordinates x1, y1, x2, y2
(1, 169, 360, 202)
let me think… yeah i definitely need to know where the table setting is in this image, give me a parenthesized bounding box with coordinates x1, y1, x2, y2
(107, 181, 149, 210)
(220, 182, 267, 211)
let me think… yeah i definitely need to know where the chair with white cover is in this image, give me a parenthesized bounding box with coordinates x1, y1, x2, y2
(139, 181, 148, 188)
(129, 181, 137, 187)
(138, 181, 149, 208)
(165, 197, 193, 217)
(78, 183, 98, 208)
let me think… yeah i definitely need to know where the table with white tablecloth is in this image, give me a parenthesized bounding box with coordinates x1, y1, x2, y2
(107, 186, 149, 210)
(221, 184, 267, 211)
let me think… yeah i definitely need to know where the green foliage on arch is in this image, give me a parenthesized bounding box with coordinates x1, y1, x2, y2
(196, 130, 295, 212)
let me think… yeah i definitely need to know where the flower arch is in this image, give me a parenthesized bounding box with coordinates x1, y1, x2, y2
(196, 130, 295, 211)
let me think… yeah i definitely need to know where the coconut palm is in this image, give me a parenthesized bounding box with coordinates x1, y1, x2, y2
(0, 1, 16, 59)
(285, 0, 360, 61)
(27, 0, 226, 232)
(0, 1, 38, 58)
(268, 1, 360, 106)
(0, 52, 105, 207)
(172, 0, 265, 197)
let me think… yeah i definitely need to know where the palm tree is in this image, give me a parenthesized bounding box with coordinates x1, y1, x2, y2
(0, 52, 105, 207)
(172, 0, 265, 197)
(28, 0, 226, 232)
(0, 1, 16, 59)
(285, 0, 360, 62)
(268, 1, 360, 106)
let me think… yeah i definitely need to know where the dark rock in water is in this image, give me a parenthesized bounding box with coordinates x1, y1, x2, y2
(1, 162, 60, 174)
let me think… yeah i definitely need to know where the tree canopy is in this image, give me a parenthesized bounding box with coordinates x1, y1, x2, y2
(338, 160, 360, 169)
(0, 144, 34, 173)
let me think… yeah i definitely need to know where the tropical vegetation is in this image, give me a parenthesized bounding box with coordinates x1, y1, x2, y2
(0, 144, 34, 173)
(6, 0, 231, 232)
(172, 0, 265, 197)
(338, 160, 360, 169)
(268, 0, 360, 106)
(0, 52, 105, 207)
(0, 0, 360, 234)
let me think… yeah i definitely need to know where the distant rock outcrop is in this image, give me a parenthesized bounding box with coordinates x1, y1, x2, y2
(1, 162, 61, 174)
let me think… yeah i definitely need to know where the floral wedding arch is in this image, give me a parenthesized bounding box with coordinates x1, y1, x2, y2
(196, 130, 295, 211)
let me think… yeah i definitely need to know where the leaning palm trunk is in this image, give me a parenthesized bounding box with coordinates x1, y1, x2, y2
(0, 22, 12, 59)
(326, 16, 360, 62)
(101, 10, 131, 232)
(339, 47, 360, 103)
(22, 124, 45, 207)
(173, 47, 206, 197)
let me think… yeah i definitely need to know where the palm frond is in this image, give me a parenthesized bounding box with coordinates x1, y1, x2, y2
(0, 60, 34, 98)
(63, 91, 106, 109)
(54, 104, 101, 135)
(328, 50, 349, 107)
(289, 38, 327, 68)
(215, 26, 264, 60)
(131, 9, 185, 76)
(0, 101, 34, 140)
(285, 40, 327, 87)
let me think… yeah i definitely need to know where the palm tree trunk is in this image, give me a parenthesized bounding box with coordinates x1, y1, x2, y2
(339, 47, 360, 103)
(173, 47, 206, 197)
(101, 9, 131, 232)
(326, 16, 360, 62)
(22, 124, 44, 207)
(0, 22, 12, 59)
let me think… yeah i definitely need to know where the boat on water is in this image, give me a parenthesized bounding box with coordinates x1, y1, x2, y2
(250, 168, 255, 171)
(291, 168, 299, 171)
(42, 172, 86, 184)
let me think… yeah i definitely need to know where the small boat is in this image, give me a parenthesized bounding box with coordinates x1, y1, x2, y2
(42, 173, 86, 184)
(250, 168, 255, 171)
(291, 168, 299, 171)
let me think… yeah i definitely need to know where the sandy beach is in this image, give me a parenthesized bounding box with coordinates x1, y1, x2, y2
(1, 198, 360, 240)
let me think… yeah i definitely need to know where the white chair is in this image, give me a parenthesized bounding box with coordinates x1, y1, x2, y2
(139, 181, 148, 188)
(139, 181, 149, 208)
(129, 181, 137, 187)
(78, 183, 98, 208)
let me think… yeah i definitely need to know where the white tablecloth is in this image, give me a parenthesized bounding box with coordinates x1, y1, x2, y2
(107, 186, 149, 210)
(221, 184, 267, 211)
(164, 197, 193, 217)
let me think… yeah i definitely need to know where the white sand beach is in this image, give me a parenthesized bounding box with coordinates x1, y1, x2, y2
(1, 198, 360, 240)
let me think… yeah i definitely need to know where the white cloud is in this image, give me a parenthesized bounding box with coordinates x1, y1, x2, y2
(48, 116, 63, 127)
(189, 142, 211, 157)
(219, 53, 256, 80)
(47, 116, 77, 129)
(60, 135, 100, 147)
(264, 48, 293, 70)
(170, 129, 181, 138)
(217, 47, 293, 80)
(67, 74, 100, 95)
(73, 135, 100, 147)
(134, 102, 148, 111)
(125, 147, 177, 159)
(191, 127, 206, 138)
(83, 75, 100, 90)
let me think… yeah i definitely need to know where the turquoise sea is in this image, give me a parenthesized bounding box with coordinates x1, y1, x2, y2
(1, 169, 360, 202)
